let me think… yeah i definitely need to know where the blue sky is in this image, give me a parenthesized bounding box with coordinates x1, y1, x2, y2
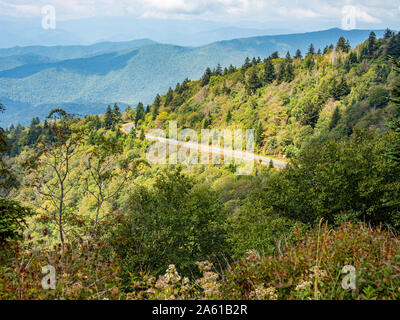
(1, 0, 400, 31)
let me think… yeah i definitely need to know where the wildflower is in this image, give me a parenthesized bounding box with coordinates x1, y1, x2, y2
(295, 280, 312, 291)
(250, 285, 278, 300)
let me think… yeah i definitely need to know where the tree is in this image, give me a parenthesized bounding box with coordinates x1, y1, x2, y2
(111, 167, 228, 276)
(386, 58, 400, 165)
(336, 37, 350, 52)
(308, 43, 315, 56)
(135, 102, 145, 126)
(294, 49, 302, 59)
(112, 104, 121, 124)
(24, 109, 84, 245)
(263, 58, 275, 84)
(329, 106, 341, 130)
(242, 57, 251, 71)
(82, 135, 146, 235)
(214, 63, 222, 76)
(284, 62, 295, 82)
(369, 87, 389, 110)
(368, 32, 377, 56)
(255, 122, 264, 147)
(165, 88, 174, 106)
(0, 199, 32, 245)
(104, 105, 114, 130)
(246, 68, 261, 95)
(201, 67, 212, 86)
(152, 94, 161, 120)
(0, 102, 32, 245)
(270, 52, 279, 59)
(384, 28, 394, 39)
(225, 109, 232, 123)
(331, 77, 350, 100)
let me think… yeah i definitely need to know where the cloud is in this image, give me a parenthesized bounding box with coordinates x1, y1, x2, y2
(0, 0, 396, 27)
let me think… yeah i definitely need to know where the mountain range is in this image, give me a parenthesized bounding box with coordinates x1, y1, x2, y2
(0, 28, 386, 126)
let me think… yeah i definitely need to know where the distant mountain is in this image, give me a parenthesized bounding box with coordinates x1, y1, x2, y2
(0, 28, 386, 126)
(0, 18, 82, 48)
(0, 39, 157, 61)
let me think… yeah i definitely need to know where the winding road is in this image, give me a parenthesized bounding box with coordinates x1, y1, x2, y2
(122, 123, 287, 168)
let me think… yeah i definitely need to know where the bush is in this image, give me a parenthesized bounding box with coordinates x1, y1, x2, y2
(220, 222, 400, 300)
(111, 167, 229, 279)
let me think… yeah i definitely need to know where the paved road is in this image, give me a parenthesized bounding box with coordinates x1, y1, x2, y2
(123, 123, 287, 168)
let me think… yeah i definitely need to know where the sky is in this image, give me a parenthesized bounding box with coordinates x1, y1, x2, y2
(1, 0, 400, 30)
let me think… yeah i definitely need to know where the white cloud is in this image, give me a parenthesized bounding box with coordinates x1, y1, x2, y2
(0, 0, 396, 27)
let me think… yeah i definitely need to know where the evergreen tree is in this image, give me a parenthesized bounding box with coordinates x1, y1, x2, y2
(284, 62, 295, 82)
(331, 77, 350, 100)
(214, 63, 222, 76)
(112, 104, 121, 124)
(336, 37, 350, 52)
(268, 159, 274, 169)
(263, 58, 275, 84)
(242, 57, 251, 71)
(165, 88, 174, 106)
(201, 68, 212, 86)
(104, 105, 114, 130)
(135, 102, 145, 126)
(246, 68, 261, 95)
(152, 94, 161, 120)
(368, 32, 377, 56)
(294, 49, 302, 59)
(308, 43, 315, 56)
(384, 28, 394, 39)
(285, 51, 291, 61)
(270, 51, 279, 59)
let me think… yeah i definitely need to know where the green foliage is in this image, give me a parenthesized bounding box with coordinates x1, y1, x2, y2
(0, 199, 32, 245)
(246, 130, 400, 227)
(221, 222, 400, 300)
(112, 167, 229, 277)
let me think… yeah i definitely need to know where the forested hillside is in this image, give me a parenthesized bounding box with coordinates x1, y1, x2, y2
(1, 29, 400, 300)
(0, 28, 385, 127)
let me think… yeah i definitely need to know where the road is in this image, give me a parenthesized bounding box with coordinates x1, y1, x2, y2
(122, 123, 287, 168)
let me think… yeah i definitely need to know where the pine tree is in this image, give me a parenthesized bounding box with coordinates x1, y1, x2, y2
(336, 37, 347, 52)
(368, 32, 377, 56)
(263, 58, 275, 84)
(242, 57, 251, 71)
(112, 104, 121, 124)
(135, 102, 145, 126)
(308, 43, 315, 56)
(214, 64, 222, 76)
(294, 49, 302, 59)
(104, 105, 114, 130)
(270, 52, 279, 59)
(201, 68, 212, 86)
(284, 62, 295, 82)
(165, 88, 174, 106)
(152, 94, 161, 120)
(269, 159, 274, 169)
(246, 68, 261, 95)
(384, 28, 394, 39)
